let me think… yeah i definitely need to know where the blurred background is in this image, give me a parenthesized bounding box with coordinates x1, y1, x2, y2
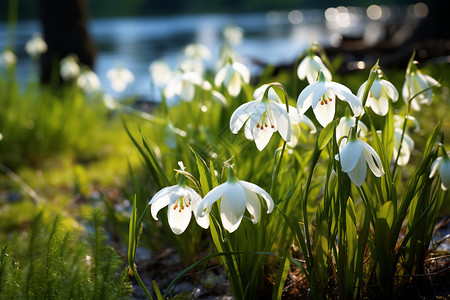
(0, 0, 448, 99)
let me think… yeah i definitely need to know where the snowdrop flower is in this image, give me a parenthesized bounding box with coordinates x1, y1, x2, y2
(336, 110, 368, 147)
(60, 55, 80, 81)
(230, 84, 291, 151)
(357, 72, 398, 116)
(297, 71, 363, 127)
(430, 150, 450, 191)
(223, 25, 244, 46)
(297, 54, 332, 84)
(107, 66, 134, 93)
(103, 94, 119, 110)
(402, 62, 440, 111)
(25, 33, 47, 59)
(287, 110, 316, 148)
(165, 71, 203, 102)
(149, 60, 172, 86)
(184, 43, 211, 61)
(0, 49, 17, 69)
(336, 129, 384, 187)
(197, 166, 274, 233)
(393, 128, 414, 166)
(149, 162, 209, 234)
(77, 69, 101, 93)
(215, 61, 250, 97)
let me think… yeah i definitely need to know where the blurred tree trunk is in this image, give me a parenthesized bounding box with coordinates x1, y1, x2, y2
(39, 0, 96, 85)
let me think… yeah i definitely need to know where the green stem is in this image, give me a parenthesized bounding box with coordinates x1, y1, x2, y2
(130, 265, 154, 300)
(269, 140, 287, 195)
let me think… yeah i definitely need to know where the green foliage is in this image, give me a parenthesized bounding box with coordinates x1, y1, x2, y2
(0, 210, 132, 299)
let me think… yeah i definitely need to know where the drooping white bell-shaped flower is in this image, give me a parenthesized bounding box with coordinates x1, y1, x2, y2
(107, 66, 135, 93)
(336, 128, 384, 187)
(0, 49, 17, 69)
(165, 71, 204, 102)
(77, 69, 101, 93)
(297, 54, 332, 84)
(25, 33, 47, 59)
(197, 166, 274, 233)
(336, 109, 368, 147)
(297, 71, 363, 127)
(149, 162, 209, 234)
(230, 84, 291, 151)
(60, 55, 80, 81)
(215, 61, 250, 97)
(429, 148, 450, 191)
(357, 72, 398, 116)
(402, 62, 440, 111)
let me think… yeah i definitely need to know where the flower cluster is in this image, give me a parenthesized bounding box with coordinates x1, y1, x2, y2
(148, 163, 274, 234)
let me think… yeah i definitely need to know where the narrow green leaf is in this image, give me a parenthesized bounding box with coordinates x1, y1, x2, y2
(272, 256, 290, 300)
(128, 195, 137, 266)
(191, 147, 211, 195)
(153, 281, 163, 300)
(318, 119, 338, 150)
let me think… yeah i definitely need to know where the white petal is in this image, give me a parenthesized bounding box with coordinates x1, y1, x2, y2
(440, 160, 450, 190)
(197, 184, 226, 216)
(239, 180, 274, 213)
(229, 100, 258, 133)
(243, 189, 261, 224)
(244, 121, 254, 140)
(233, 62, 250, 84)
(270, 102, 291, 142)
(312, 97, 335, 127)
(371, 78, 383, 99)
(227, 71, 242, 97)
(180, 82, 195, 102)
(356, 81, 367, 102)
(220, 183, 247, 233)
(361, 141, 384, 177)
(347, 154, 367, 187)
(300, 114, 317, 134)
(297, 56, 310, 80)
(340, 140, 363, 173)
(297, 82, 324, 115)
(367, 96, 389, 116)
(149, 186, 179, 220)
(331, 83, 363, 116)
(187, 188, 210, 229)
(381, 80, 399, 102)
(253, 122, 274, 151)
(423, 74, 440, 87)
(167, 197, 193, 235)
(429, 157, 443, 178)
(214, 67, 227, 87)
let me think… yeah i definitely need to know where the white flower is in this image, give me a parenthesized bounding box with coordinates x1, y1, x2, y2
(215, 62, 250, 97)
(297, 71, 363, 127)
(287, 110, 316, 148)
(336, 133, 384, 187)
(297, 55, 332, 84)
(402, 68, 440, 111)
(393, 128, 414, 166)
(429, 151, 450, 191)
(184, 43, 211, 61)
(149, 163, 209, 234)
(60, 55, 80, 81)
(165, 71, 203, 102)
(25, 33, 47, 59)
(0, 49, 17, 68)
(107, 66, 134, 93)
(77, 69, 101, 93)
(197, 167, 274, 233)
(230, 84, 291, 151)
(336, 113, 368, 147)
(149, 61, 172, 86)
(223, 25, 244, 46)
(357, 74, 398, 116)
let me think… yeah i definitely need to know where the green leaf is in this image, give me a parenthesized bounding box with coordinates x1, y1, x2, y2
(153, 281, 163, 300)
(190, 147, 211, 195)
(128, 195, 137, 266)
(272, 255, 290, 300)
(318, 119, 338, 150)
